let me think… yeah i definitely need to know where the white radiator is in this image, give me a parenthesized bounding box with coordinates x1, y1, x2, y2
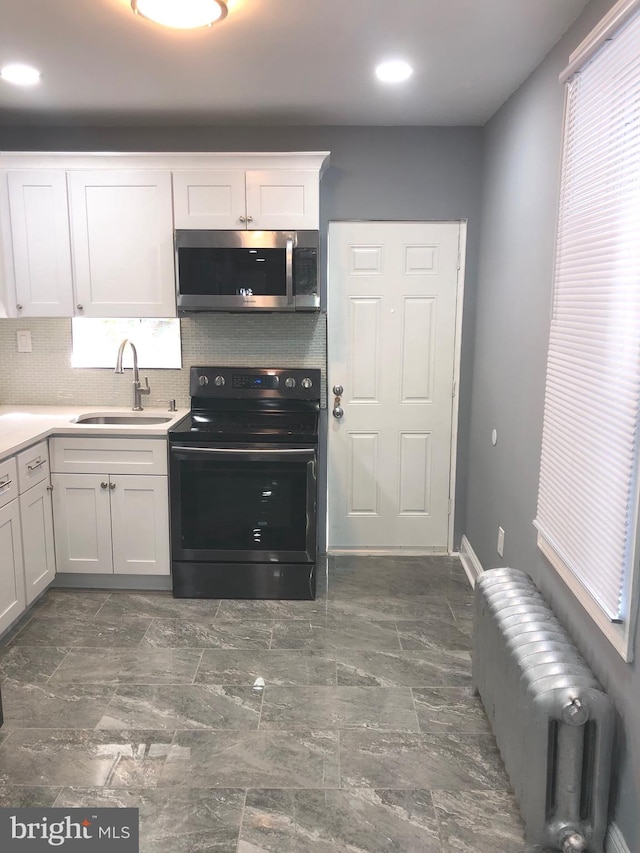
(472, 568, 614, 853)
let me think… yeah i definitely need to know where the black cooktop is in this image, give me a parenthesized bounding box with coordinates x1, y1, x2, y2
(170, 409, 319, 443)
(169, 366, 321, 444)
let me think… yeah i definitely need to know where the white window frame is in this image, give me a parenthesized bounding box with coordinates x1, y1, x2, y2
(535, 0, 640, 662)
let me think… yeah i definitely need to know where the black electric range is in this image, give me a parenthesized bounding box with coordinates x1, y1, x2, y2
(168, 366, 321, 600)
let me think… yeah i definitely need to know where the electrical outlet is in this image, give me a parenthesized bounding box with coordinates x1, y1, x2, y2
(16, 330, 32, 352)
(497, 526, 505, 558)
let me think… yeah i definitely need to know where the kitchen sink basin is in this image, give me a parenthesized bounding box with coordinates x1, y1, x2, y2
(74, 414, 173, 425)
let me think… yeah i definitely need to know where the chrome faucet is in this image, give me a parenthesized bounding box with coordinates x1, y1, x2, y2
(114, 339, 150, 411)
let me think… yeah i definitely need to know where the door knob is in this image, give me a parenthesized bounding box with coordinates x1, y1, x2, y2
(333, 384, 343, 396)
(333, 406, 344, 419)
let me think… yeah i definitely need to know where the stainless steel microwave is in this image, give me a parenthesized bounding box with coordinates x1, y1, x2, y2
(175, 230, 320, 312)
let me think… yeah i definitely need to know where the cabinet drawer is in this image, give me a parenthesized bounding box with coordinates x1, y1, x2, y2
(17, 441, 50, 493)
(0, 457, 18, 510)
(50, 437, 167, 475)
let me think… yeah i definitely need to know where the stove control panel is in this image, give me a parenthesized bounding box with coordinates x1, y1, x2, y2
(190, 367, 321, 401)
(233, 374, 280, 390)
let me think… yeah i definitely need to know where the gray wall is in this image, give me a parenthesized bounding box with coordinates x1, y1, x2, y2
(463, 0, 639, 846)
(0, 125, 484, 544)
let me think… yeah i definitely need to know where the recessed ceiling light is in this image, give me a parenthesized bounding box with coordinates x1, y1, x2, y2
(131, 0, 228, 29)
(0, 63, 41, 86)
(375, 60, 413, 84)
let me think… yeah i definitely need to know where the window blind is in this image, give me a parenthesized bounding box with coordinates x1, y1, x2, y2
(535, 8, 640, 622)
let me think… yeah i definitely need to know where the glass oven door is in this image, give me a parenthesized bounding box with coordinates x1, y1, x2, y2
(170, 444, 317, 563)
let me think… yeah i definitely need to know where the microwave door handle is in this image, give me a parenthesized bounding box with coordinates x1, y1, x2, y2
(286, 238, 294, 305)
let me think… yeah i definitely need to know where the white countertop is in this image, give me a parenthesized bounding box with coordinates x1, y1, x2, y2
(0, 405, 189, 461)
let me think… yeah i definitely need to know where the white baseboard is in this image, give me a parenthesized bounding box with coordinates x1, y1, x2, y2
(328, 547, 448, 556)
(606, 823, 631, 853)
(459, 534, 484, 587)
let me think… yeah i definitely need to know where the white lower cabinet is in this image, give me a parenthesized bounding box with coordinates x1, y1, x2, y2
(110, 475, 170, 575)
(51, 473, 112, 574)
(0, 443, 56, 634)
(20, 478, 56, 604)
(17, 441, 56, 605)
(52, 473, 169, 576)
(50, 437, 170, 577)
(0, 498, 26, 635)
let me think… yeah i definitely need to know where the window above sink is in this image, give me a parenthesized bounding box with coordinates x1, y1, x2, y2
(71, 318, 181, 369)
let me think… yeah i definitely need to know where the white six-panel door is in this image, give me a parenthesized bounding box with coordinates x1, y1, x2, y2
(328, 221, 461, 550)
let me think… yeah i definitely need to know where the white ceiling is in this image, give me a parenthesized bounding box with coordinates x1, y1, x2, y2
(0, 0, 590, 127)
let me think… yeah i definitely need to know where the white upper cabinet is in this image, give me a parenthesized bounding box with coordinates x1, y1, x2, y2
(173, 170, 247, 230)
(0, 152, 329, 318)
(173, 168, 321, 230)
(68, 170, 176, 318)
(5, 170, 74, 317)
(246, 170, 319, 230)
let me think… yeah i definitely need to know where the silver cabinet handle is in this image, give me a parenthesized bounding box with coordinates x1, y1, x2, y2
(100, 482, 108, 489)
(0, 478, 12, 491)
(46, 484, 53, 492)
(27, 458, 45, 472)
(109, 482, 116, 490)
(239, 215, 246, 223)
(247, 215, 254, 223)
(16, 304, 22, 310)
(77, 304, 84, 311)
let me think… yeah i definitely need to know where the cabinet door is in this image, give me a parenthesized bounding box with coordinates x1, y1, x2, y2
(110, 475, 170, 575)
(51, 473, 113, 574)
(7, 170, 74, 317)
(20, 479, 56, 604)
(245, 170, 319, 230)
(68, 170, 176, 317)
(0, 499, 26, 635)
(173, 170, 247, 229)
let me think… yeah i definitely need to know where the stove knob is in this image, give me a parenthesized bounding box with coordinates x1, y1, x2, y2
(198, 375, 209, 386)
(214, 375, 225, 387)
(301, 377, 313, 390)
(285, 377, 296, 388)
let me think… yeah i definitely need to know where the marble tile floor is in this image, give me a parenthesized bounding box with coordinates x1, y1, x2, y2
(0, 555, 545, 852)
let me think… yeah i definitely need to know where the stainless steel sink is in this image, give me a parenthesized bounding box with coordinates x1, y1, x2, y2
(74, 414, 173, 425)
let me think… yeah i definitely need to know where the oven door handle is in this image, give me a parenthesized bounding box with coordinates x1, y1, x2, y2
(171, 445, 316, 455)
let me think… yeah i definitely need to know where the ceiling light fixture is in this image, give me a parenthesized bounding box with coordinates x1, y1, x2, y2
(375, 60, 414, 84)
(0, 63, 41, 86)
(131, 0, 228, 29)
